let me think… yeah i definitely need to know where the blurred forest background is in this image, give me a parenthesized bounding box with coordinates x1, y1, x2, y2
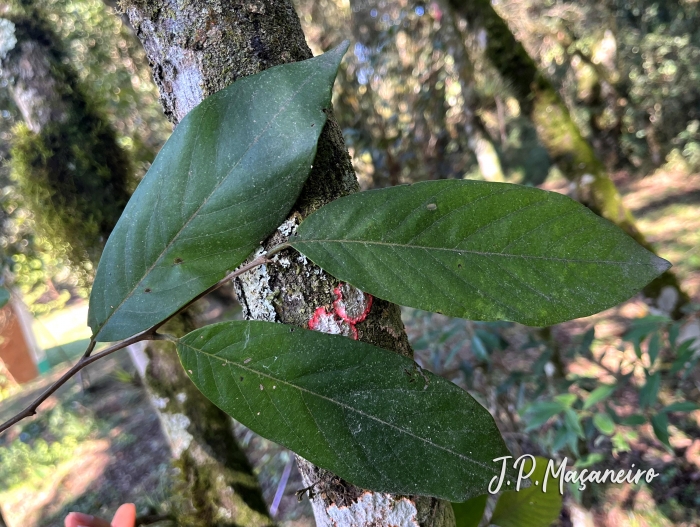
(0, 0, 699, 525)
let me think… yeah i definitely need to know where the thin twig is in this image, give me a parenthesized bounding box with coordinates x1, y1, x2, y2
(0, 329, 159, 434)
(0, 254, 274, 435)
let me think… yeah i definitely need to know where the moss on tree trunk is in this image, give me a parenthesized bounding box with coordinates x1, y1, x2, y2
(121, 0, 454, 525)
(1, 13, 131, 277)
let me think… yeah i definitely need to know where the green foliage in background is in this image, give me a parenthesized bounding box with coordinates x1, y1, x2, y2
(0, 402, 96, 491)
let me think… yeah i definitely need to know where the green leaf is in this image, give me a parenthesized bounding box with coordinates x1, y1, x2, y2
(88, 43, 349, 342)
(592, 412, 615, 435)
(661, 401, 699, 413)
(619, 414, 646, 426)
(582, 384, 615, 410)
(0, 287, 9, 309)
(564, 408, 584, 439)
(290, 180, 669, 326)
(639, 371, 661, 409)
(523, 401, 567, 431)
(650, 413, 671, 448)
(553, 394, 577, 408)
(551, 427, 571, 452)
(622, 315, 669, 343)
(670, 339, 695, 374)
(176, 320, 515, 501)
(490, 456, 563, 527)
(647, 332, 661, 365)
(452, 495, 487, 527)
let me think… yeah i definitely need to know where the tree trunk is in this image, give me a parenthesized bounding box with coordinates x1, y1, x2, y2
(447, 0, 688, 316)
(438, 0, 504, 182)
(0, 10, 271, 526)
(129, 319, 273, 527)
(122, 1, 455, 526)
(0, 13, 131, 273)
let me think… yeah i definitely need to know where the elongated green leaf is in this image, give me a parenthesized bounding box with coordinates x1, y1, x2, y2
(592, 412, 615, 435)
(0, 287, 9, 309)
(176, 321, 515, 501)
(490, 457, 563, 527)
(650, 412, 671, 448)
(639, 371, 661, 409)
(661, 401, 699, 413)
(291, 181, 670, 326)
(583, 384, 615, 410)
(619, 414, 645, 426)
(88, 43, 348, 342)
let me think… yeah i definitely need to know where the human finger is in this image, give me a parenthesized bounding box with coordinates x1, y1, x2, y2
(111, 503, 136, 527)
(64, 512, 112, 527)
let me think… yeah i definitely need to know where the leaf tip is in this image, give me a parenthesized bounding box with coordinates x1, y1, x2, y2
(652, 255, 672, 275)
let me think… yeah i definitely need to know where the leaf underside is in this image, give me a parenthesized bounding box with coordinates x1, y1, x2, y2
(291, 180, 670, 326)
(88, 43, 348, 342)
(177, 321, 515, 502)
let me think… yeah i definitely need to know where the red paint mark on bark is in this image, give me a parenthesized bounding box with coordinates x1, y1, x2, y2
(308, 283, 372, 340)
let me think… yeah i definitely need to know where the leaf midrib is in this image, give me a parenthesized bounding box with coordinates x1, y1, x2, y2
(179, 339, 499, 476)
(294, 238, 654, 267)
(95, 71, 322, 336)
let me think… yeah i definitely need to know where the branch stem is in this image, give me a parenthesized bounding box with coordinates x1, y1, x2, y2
(0, 254, 272, 435)
(0, 328, 154, 434)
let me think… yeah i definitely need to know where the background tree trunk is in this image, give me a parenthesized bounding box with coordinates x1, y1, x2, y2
(447, 0, 689, 317)
(0, 13, 131, 274)
(0, 10, 271, 526)
(122, 0, 455, 525)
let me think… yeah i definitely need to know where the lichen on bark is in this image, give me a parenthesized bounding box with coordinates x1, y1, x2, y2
(122, 0, 453, 525)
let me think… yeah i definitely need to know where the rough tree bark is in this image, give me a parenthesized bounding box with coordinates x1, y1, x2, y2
(0, 10, 272, 526)
(122, 1, 455, 526)
(447, 0, 689, 316)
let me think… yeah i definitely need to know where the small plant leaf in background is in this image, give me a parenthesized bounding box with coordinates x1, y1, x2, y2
(490, 456, 563, 527)
(88, 43, 349, 342)
(563, 408, 584, 439)
(0, 287, 9, 308)
(291, 180, 670, 326)
(639, 371, 661, 409)
(593, 412, 615, 435)
(661, 401, 699, 413)
(647, 332, 661, 365)
(619, 414, 646, 426)
(523, 401, 568, 431)
(583, 384, 615, 410)
(452, 494, 487, 527)
(650, 413, 671, 448)
(176, 321, 516, 501)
